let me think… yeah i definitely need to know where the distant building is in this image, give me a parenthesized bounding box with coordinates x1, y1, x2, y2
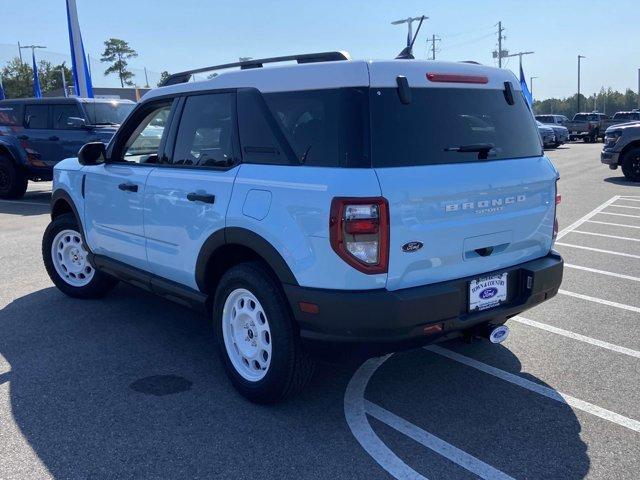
(44, 86, 151, 102)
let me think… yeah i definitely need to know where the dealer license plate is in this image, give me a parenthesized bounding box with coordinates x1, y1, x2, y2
(469, 273, 508, 312)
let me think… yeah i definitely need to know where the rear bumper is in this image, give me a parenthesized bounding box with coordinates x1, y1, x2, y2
(285, 251, 563, 356)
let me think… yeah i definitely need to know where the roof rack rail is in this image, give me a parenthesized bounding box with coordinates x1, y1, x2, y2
(160, 51, 351, 87)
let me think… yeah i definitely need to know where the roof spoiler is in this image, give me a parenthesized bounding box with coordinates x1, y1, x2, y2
(160, 51, 351, 87)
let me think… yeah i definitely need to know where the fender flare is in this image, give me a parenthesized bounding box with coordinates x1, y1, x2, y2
(195, 227, 299, 292)
(0, 141, 23, 167)
(50, 189, 88, 244)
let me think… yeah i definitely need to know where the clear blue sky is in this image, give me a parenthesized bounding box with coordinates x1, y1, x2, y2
(2, 0, 638, 100)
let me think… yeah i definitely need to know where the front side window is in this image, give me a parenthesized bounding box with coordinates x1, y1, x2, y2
(51, 104, 83, 130)
(121, 103, 172, 163)
(25, 105, 49, 129)
(171, 93, 236, 167)
(370, 87, 542, 167)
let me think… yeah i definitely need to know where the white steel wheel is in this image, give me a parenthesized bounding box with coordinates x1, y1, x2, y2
(222, 288, 272, 382)
(51, 229, 95, 287)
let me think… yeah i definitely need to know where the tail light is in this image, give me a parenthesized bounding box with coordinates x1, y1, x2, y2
(552, 186, 561, 243)
(330, 197, 389, 274)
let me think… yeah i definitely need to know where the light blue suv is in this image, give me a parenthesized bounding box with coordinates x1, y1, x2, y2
(42, 52, 563, 403)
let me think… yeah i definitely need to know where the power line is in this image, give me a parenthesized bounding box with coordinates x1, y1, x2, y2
(426, 35, 441, 60)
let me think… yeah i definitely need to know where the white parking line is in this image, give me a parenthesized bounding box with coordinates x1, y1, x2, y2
(511, 316, 640, 359)
(426, 345, 640, 433)
(610, 204, 640, 210)
(558, 289, 640, 313)
(554, 242, 640, 259)
(570, 230, 640, 242)
(565, 263, 640, 282)
(365, 400, 515, 480)
(618, 197, 640, 201)
(586, 220, 640, 230)
(599, 211, 640, 219)
(557, 196, 620, 239)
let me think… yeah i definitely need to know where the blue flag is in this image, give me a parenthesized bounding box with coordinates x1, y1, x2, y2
(0, 76, 5, 100)
(66, 0, 93, 98)
(519, 63, 532, 106)
(32, 51, 42, 98)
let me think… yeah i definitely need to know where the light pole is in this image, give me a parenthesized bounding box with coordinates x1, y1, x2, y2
(577, 55, 586, 113)
(391, 16, 428, 47)
(60, 68, 68, 97)
(530, 76, 538, 99)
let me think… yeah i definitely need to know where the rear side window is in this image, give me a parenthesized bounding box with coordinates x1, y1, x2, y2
(25, 105, 49, 129)
(171, 93, 236, 167)
(51, 104, 83, 129)
(0, 103, 23, 126)
(370, 88, 542, 167)
(263, 88, 369, 167)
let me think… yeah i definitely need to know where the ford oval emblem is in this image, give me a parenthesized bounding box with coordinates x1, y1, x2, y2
(402, 241, 424, 253)
(479, 287, 498, 300)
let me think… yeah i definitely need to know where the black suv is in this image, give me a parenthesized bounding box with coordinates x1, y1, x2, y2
(0, 97, 134, 198)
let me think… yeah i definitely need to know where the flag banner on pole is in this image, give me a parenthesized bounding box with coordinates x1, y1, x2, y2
(32, 51, 42, 98)
(66, 0, 93, 98)
(0, 75, 5, 100)
(520, 63, 533, 106)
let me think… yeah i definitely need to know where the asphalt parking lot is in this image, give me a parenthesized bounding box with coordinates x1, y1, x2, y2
(1, 142, 639, 479)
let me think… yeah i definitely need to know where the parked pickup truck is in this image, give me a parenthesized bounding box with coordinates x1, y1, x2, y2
(0, 97, 134, 199)
(566, 112, 608, 143)
(601, 121, 640, 182)
(602, 110, 640, 131)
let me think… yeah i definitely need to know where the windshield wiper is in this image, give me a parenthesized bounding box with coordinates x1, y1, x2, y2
(93, 122, 119, 126)
(444, 143, 495, 160)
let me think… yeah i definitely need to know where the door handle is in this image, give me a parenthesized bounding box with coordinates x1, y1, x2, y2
(17, 135, 29, 140)
(187, 192, 215, 204)
(48, 136, 60, 141)
(118, 183, 138, 192)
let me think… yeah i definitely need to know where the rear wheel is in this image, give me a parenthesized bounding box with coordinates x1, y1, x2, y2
(42, 213, 118, 298)
(213, 262, 315, 403)
(0, 156, 28, 199)
(621, 147, 640, 182)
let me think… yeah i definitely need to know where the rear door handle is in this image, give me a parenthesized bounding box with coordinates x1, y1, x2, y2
(17, 135, 29, 140)
(48, 136, 60, 141)
(118, 183, 139, 192)
(187, 192, 215, 204)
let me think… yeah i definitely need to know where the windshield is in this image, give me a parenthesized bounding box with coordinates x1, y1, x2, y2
(536, 116, 554, 123)
(84, 101, 135, 125)
(370, 87, 542, 167)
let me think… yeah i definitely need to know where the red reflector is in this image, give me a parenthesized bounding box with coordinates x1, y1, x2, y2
(426, 73, 489, 84)
(345, 218, 379, 235)
(423, 324, 444, 335)
(299, 302, 320, 314)
(555, 194, 562, 205)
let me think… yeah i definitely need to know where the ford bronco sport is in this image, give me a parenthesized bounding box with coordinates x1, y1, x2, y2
(42, 52, 563, 403)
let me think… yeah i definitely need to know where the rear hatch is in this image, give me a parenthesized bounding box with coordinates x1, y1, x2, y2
(368, 64, 557, 291)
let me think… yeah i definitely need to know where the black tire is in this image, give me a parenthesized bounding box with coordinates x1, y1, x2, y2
(0, 155, 28, 199)
(621, 147, 640, 182)
(42, 213, 118, 298)
(213, 261, 315, 403)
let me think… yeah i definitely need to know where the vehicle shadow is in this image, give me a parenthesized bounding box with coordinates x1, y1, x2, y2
(0, 284, 373, 479)
(0, 201, 49, 217)
(604, 176, 640, 187)
(366, 340, 591, 479)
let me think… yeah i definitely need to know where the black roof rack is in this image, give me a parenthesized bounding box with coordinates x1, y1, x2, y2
(160, 51, 350, 87)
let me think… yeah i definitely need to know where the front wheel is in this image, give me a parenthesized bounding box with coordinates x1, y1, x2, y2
(621, 147, 640, 182)
(0, 156, 28, 199)
(213, 262, 315, 403)
(42, 213, 118, 298)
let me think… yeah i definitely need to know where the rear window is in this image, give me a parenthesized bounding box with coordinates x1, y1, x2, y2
(370, 88, 541, 167)
(573, 113, 600, 121)
(613, 112, 639, 121)
(536, 115, 554, 123)
(0, 103, 23, 126)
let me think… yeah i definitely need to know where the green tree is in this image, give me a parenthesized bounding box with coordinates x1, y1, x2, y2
(158, 70, 171, 87)
(39, 61, 73, 94)
(1, 57, 32, 98)
(100, 38, 138, 87)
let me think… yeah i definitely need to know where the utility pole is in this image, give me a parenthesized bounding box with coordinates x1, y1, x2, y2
(492, 22, 507, 67)
(144, 67, 149, 88)
(60, 68, 68, 97)
(577, 55, 586, 113)
(19, 44, 47, 62)
(17, 41, 23, 63)
(426, 34, 441, 60)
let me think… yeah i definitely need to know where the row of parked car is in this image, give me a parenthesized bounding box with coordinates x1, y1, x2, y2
(536, 110, 640, 143)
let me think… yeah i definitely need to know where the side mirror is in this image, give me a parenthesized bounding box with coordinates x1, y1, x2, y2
(67, 116, 88, 129)
(78, 142, 106, 166)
